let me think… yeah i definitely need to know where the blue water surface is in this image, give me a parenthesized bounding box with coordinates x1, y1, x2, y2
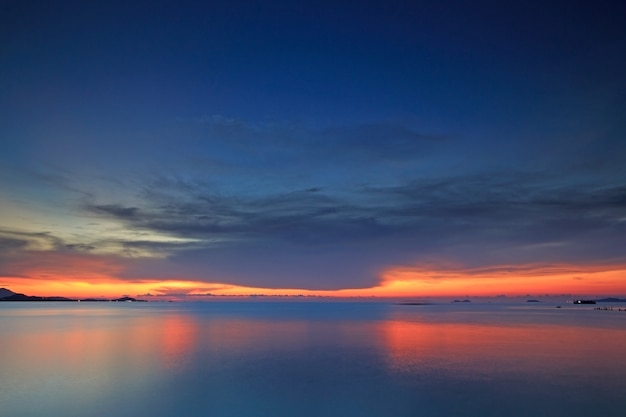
(1, 301, 625, 417)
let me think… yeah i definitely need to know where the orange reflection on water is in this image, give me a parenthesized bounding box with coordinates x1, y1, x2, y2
(2, 308, 200, 377)
(381, 319, 626, 379)
(158, 314, 198, 367)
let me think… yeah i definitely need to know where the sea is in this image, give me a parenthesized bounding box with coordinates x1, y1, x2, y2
(1, 300, 625, 417)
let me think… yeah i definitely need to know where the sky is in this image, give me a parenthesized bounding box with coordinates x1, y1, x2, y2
(1, 0, 625, 299)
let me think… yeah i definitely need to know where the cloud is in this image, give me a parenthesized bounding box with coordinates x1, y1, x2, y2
(90, 204, 140, 220)
(0, 230, 65, 253)
(3, 114, 625, 292)
(69, 165, 626, 290)
(0, 236, 30, 253)
(0, 249, 126, 281)
(65, 243, 96, 252)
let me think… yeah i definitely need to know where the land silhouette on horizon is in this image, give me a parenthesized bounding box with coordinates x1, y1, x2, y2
(2, 287, 626, 304)
(0, 288, 146, 302)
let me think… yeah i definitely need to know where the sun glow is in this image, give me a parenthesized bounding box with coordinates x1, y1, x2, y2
(2, 261, 626, 300)
(364, 264, 626, 297)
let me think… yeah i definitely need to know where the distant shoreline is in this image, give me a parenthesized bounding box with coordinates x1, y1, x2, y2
(2, 287, 626, 304)
(0, 288, 146, 302)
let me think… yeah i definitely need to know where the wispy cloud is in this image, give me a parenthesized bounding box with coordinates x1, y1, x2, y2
(2, 113, 625, 292)
(58, 165, 624, 290)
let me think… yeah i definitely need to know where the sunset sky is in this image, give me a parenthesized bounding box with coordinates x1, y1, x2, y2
(1, 0, 625, 299)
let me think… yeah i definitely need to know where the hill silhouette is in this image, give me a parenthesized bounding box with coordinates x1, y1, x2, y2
(0, 288, 145, 302)
(0, 288, 15, 299)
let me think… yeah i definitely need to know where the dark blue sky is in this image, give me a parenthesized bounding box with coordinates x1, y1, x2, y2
(1, 0, 625, 295)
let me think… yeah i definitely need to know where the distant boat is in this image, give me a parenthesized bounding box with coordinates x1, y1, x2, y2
(573, 300, 596, 304)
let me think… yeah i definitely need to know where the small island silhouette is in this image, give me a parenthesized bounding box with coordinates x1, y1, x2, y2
(0, 288, 146, 302)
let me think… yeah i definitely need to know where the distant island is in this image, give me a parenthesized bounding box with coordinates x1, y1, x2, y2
(0, 288, 146, 302)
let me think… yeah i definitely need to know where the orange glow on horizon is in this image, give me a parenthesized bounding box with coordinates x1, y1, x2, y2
(2, 262, 626, 300)
(368, 264, 626, 297)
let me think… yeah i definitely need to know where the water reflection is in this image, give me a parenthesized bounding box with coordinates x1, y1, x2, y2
(157, 314, 198, 368)
(381, 319, 626, 380)
(2, 302, 626, 417)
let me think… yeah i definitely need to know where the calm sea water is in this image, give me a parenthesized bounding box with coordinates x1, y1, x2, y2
(1, 301, 625, 417)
